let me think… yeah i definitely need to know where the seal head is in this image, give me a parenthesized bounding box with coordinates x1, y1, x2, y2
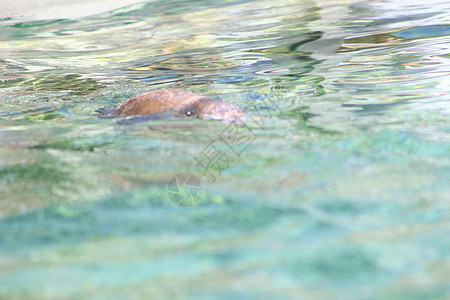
(113, 89, 246, 123)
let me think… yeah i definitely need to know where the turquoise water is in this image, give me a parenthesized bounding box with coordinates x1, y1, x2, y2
(1, 0, 449, 299)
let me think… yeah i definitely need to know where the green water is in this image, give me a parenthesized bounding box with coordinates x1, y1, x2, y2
(1, 0, 449, 299)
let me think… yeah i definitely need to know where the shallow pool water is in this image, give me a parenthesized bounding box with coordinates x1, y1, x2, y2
(0, 0, 449, 299)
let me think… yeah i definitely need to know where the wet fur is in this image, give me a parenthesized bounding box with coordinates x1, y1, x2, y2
(113, 88, 246, 122)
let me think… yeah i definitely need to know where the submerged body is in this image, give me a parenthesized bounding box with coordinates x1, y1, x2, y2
(113, 89, 246, 122)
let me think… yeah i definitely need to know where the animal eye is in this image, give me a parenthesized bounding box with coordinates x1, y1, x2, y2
(181, 105, 196, 117)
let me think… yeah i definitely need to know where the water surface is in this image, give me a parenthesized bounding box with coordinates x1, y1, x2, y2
(0, 0, 449, 299)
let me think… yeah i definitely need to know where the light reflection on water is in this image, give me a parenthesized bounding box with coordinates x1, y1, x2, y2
(0, 0, 449, 299)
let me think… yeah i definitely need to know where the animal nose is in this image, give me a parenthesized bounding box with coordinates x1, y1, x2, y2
(201, 102, 247, 121)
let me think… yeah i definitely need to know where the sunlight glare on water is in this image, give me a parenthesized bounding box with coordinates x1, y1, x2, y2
(0, 0, 449, 299)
